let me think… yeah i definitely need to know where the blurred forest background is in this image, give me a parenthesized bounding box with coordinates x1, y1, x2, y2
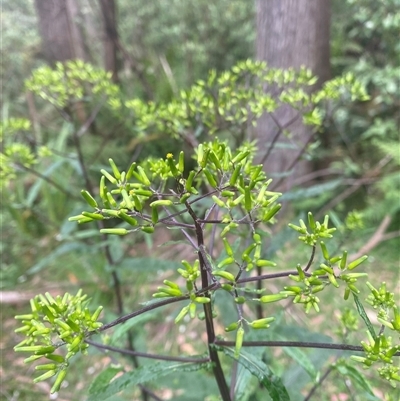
(1, 0, 399, 400)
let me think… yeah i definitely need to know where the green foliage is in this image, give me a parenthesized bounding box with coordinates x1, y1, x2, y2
(118, 0, 255, 98)
(25, 60, 119, 108)
(114, 60, 368, 144)
(4, 2, 399, 398)
(14, 137, 400, 397)
(329, 0, 400, 224)
(14, 290, 103, 394)
(217, 346, 290, 401)
(87, 361, 212, 401)
(6, 47, 397, 401)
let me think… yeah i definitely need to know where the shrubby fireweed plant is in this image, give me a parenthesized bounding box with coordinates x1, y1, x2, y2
(11, 59, 399, 400)
(14, 140, 400, 399)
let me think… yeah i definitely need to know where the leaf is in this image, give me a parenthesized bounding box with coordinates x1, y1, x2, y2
(216, 346, 290, 401)
(110, 312, 157, 345)
(333, 360, 376, 396)
(282, 347, 317, 380)
(27, 242, 86, 274)
(353, 294, 377, 340)
(26, 159, 67, 207)
(87, 361, 211, 401)
(281, 179, 343, 201)
(118, 257, 180, 272)
(157, 240, 189, 247)
(234, 365, 256, 401)
(88, 366, 123, 396)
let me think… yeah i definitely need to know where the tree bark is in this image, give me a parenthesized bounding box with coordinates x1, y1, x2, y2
(99, 0, 119, 82)
(256, 0, 331, 190)
(34, 0, 88, 63)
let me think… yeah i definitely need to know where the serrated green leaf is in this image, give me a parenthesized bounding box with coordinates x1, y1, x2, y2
(88, 366, 123, 396)
(282, 347, 317, 380)
(87, 361, 211, 401)
(27, 242, 86, 274)
(215, 346, 290, 401)
(118, 257, 179, 272)
(333, 361, 376, 396)
(282, 180, 343, 201)
(353, 294, 377, 340)
(110, 313, 157, 345)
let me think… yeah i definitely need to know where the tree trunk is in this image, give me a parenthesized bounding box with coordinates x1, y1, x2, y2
(256, 0, 331, 190)
(34, 0, 88, 63)
(99, 0, 119, 82)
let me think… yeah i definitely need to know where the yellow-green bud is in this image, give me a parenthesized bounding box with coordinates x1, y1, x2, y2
(347, 255, 368, 270)
(249, 317, 275, 329)
(80, 190, 98, 208)
(108, 158, 121, 180)
(225, 321, 239, 332)
(150, 199, 173, 207)
(213, 270, 235, 281)
(259, 293, 288, 303)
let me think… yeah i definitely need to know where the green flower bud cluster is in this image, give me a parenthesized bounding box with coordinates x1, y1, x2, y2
(351, 331, 400, 387)
(280, 241, 369, 310)
(70, 139, 282, 243)
(366, 282, 397, 314)
(217, 232, 276, 277)
(26, 60, 119, 108)
(289, 213, 336, 246)
(69, 158, 160, 235)
(118, 59, 368, 143)
(336, 308, 359, 339)
(153, 259, 211, 323)
(278, 264, 327, 313)
(14, 290, 102, 393)
(224, 315, 276, 358)
(192, 140, 282, 227)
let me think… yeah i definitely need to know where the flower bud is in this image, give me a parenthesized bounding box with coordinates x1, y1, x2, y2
(80, 190, 98, 208)
(234, 296, 246, 304)
(235, 327, 245, 358)
(100, 228, 128, 236)
(217, 257, 235, 269)
(118, 211, 138, 226)
(108, 158, 121, 180)
(194, 297, 211, 304)
(150, 200, 173, 207)
(249, 317, 275, 329)
(101, 169, 117, 184)
(225, 321, 239, 332)
(175, 305, 189, 323)
(189, 302, 197, 319)
(212, 195, 226, 208)
(347, 255, 368, 270)
(136, 166, 151, 186)
(255, 259, 276, 267)
(222, 237, 233, 257)
(259, 293, 288, 303)
(213, 270, 235, 281)
(51, 369, 67, 394)
(33, 370, 57, 383)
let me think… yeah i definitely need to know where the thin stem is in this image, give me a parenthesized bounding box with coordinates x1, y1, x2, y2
(96, 296, 190, 333)
(85, 340, 210, 363)
(236, 270, 299, 284)
(304, 246, 316, 272)
(271, 130, 316, 191)
(160, 205, 197, 249)
(14, 163, 78, 199)
(259, 113, 300, 165)
(303, 362, 336, 401)
(185, 201, 231, 401)
(214, 340, 400, 355)
(71, 120, 148, 400)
